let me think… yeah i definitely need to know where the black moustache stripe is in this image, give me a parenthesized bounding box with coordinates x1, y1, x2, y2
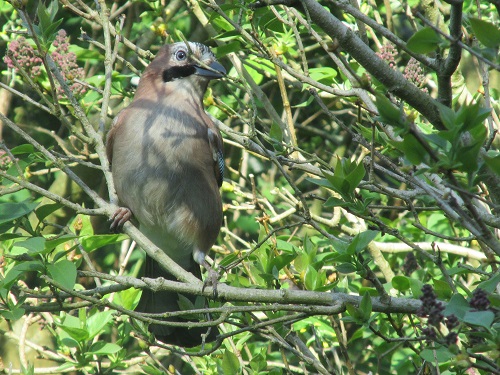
(162, 65, 196, 82)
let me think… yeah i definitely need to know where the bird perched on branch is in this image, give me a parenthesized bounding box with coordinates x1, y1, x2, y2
(106, 41, 226, 347)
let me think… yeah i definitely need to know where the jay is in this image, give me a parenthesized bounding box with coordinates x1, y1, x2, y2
(106, 42, 225, 347)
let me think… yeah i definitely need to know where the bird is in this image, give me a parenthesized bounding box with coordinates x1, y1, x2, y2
(106, 41, 226, 347)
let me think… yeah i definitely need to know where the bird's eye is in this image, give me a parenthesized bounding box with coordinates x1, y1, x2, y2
(175, 50, 187, 61)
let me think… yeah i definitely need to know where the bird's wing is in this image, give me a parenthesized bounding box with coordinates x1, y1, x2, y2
(207, 127, 224, 187)
(105, 111, 125, 166)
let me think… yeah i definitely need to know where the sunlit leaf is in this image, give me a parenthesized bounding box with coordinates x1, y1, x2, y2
(463, 310, 494, 329)
(392, 276, 410, 292)
(222, 349, 240, 375)
(420, 345, 455, 362)
(469, 17, 500, 48)
(0, 201, 39, 224)
(88, 342, 121, 355)
(47, 259, 76, 290)
(407, 27, 442, 54)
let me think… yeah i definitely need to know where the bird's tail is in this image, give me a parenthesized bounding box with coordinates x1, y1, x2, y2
(135, 255, 217, 347)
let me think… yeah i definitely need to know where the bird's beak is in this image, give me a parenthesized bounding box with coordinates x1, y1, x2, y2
(194, 60, 226, 79)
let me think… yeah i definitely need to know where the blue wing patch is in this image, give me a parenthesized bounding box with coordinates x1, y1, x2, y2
(208, 128, 224, 187)
(217, 150, 224, 186)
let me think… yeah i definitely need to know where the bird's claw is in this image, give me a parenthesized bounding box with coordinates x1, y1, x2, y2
(110, 207, 132, 232)
(202, 267, 220, 299)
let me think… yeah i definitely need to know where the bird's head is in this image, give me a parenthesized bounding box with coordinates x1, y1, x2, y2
(137, 42, 226, 99)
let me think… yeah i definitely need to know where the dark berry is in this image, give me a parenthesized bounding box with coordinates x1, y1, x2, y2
(445, 314, 459, 330)
(469, 288, 490, 311)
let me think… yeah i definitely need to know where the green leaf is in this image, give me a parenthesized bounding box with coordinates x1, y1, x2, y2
(324, 196, 350, 208)
(483, 150, 500, 176)
(420, 345, 455, 362)
(36, 0, 62, 46)
(401, 133, 427, 165)
(347, 230, 378, 254)
(460, 104, 491, 132)
(244, 62, 264, 85)
(80, 234, 127, 252)
(209, 13, 235, 32)
(269, 368, 283, 375)
(88, 342, 121, 355)
(10, 144, 35, 155)
(309, 67, 337, 84)
(477, 272, 500, 293)
(392, 275, 410, 292)
(1, 261, 45, 293)
(359, 287, 378, 296)
(177, 293, 195, 313)
(142, 364, 167, 375)
(463, 310, 495, 329)
(35, 203, 64, 222)
(249, 352, 267, 372)
(0, 201, 39, 224)
(457, 138, 486, 173)
(359, 292, 372, 320)
(345, 160, 366, 192)
(409, 278, 424, 298)
(345, 303, 359, 320)
(0, 305, 25, 321)
(44, 234, 77, 252)
(87, 310, 114, 339)
(322, 158, 366, 198)
(57, 313, 88, 344)
(13, 237, 46, 253)
(469, 17, 500, 48)
(323, 172, 349, 196)
(46, 0, 59, 20)
(306, 177, 334, 190)
(269, 122, 283, 143)
(77, 214, 94, 237)
(443, 294, 469, 319)
(270, 253, 297, 272)
(407, 27, 442, 54)
(214, 40, 242, 57)
(47, 259, 76, 290)
(293, 252, 309, 273)
(331, 239, 350, 255)
(221, 349, 240, 375)
(346, 326, 364, 342)
(114, 288, 141, 310)
(437, 102, 458, 131)
(218, 253, 239, 268)
(335, 263, 357, 274)
(375, 93, 407, 129)
(59, 325, 89, 342)
(433, 279, 453, 299)
(304, 265, 319, 290)
(37, 2, 51, 32)
(292, 96, 314, 108)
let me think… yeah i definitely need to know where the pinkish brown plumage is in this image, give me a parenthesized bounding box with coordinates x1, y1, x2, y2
(106, 42, 225, 347)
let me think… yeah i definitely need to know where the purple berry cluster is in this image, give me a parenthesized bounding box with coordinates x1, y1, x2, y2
(403, 58, 427, 92)
(418, 284, 445, 326)
(469, 288, 490, 311)
(377, 44, 397, 69)
(417, 284, 460, 346)
(0, 150, 13, 168)
(4, 30, 86, 99)
(377, 44, 427, 91)
(402, 252, 419, 275)
(4, 37, 43, 77)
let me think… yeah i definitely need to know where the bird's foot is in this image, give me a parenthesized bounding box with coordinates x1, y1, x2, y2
(110, 207, 132, 232)
(202, 263, 220, 300)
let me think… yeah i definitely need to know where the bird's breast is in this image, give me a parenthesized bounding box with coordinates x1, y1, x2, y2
(111, 101, 222, 253)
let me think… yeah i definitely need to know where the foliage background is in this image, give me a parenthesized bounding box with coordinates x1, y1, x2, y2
(0, 0, 499, 374)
